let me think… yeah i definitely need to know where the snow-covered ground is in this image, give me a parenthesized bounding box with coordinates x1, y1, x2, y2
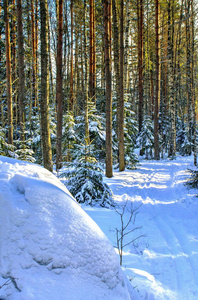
(0, 155, 198, 299)
(0, 156, 132, 300)
(85, 155, 198, 299)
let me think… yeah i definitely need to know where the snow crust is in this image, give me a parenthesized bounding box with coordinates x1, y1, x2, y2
(85, 155, 198, 299)
(0, 156, 131, 300)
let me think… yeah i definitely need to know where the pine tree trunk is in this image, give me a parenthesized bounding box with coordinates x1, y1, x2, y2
(190, 0, 197, 165)
(11, 0, 17, 135)
(89, 0, 96, 102)
(4, 0, 13, 144)
(168, 0, 176, 158)
(119, 0, 125, 171)
(154, 0, 160, 159)
(40, 0, 53, 171)
(31, 0, 38, 112)
(137, 0, 144, 132)
(56, 0, 63, 171)
(17, 0, 25, 141)
(84, 0, 89, 146)
(185, 0, 193, 156)
(112, 0, 120, 138)
(124, 0, 130, 95)
(103, 0, 113, 178)
(69, 0, 74, 112)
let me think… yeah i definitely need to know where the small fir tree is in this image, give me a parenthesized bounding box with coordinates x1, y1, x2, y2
(13, 139, 35, 163)
(137, 116, 154, 159)
(60, 143, 113, 207)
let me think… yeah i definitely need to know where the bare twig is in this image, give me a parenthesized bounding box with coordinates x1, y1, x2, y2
(0, 279, 12, 289)
(115, 201, 144, 265)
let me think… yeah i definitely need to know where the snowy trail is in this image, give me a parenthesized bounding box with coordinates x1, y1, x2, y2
(85, 156, 198, 299)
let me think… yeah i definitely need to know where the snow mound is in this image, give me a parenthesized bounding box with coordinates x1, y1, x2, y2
(0, 156, 131, 300)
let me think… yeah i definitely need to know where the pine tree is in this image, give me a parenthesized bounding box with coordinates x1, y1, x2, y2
(39, 0, 53, 171)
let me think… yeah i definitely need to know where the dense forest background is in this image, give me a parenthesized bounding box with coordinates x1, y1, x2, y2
(0, 0, 198, 178)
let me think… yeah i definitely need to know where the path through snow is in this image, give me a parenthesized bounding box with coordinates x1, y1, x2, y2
(85, 156, 198, 299)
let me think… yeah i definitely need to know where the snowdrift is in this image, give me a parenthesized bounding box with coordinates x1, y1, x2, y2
(0, 156, 132, 300)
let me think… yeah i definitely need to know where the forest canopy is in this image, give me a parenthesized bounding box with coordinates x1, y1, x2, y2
(0, 0, 197, 177)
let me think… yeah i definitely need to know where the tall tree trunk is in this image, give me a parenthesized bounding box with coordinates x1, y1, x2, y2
(190, 0, 197, 165)
(168, 0, 176, 158)
(4, 0, 13, 144)
(103, 0, 113, 178)
(56, 0, 63, 171)
(185, 0, 193, 155)
(17, 0, 25, 141)
(31, 0, 38, 112)
(112, 0, 120, 138)
(118, 0, 125, 171)
(124, 0, 130, 95)
(40, 0, 53, 171)
(84, 0, 89, 146)
(11, 0, 17, 134)
(137, 0, 144, 132)
(69, 0, 74, 111)
(154, 0, 160, 159)
(89, 0, 96, 102)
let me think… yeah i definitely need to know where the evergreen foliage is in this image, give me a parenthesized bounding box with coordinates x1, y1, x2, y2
(60, 143, 113, 207)
(124, 103, 139, 169)
(186, 168, 198, 189)
(13, 139, 35, 163)
(0, 127, 15, 157)
(176, 119, 194, 156)
(62, 112, 77, 162)
(137, 116, 154, 159)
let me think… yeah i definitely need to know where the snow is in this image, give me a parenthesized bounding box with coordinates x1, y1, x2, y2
(0, 156, 132, 300)
(84, 155, 198, 299)
(1, 155, 198, 299)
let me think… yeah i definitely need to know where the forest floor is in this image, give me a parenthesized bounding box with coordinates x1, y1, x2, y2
(85, 155, 198, 299)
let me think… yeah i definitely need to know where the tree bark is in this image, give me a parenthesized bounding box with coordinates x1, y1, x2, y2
(4, 0, 13, 144)
(112, 0, 120, 138)
(40, 0, 53, 171)
(137, 0, 144, 132)
(69, 0, 74, 112)
(154, 0, 160, 159)
(84, 0, 89, 146)
(103, 0, 113, 178)
(119, 0, 125, 171)
(56, 0, 63, 171)
(89, 0, 96, 102)
(17, 0, 25, 141)
(31, 0, 38, 112)
(168, 0, 176, 158)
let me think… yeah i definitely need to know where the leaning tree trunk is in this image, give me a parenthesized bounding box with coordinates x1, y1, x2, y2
(40, 0, 53, 172)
